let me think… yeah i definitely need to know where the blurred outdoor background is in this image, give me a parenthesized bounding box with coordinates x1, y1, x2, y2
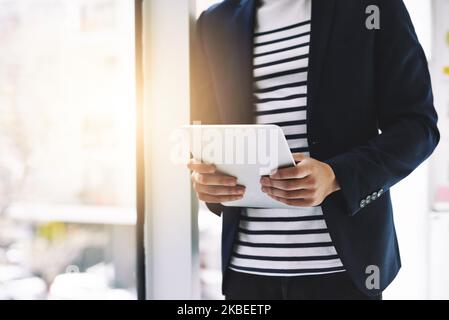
(0, 0, 136, 299)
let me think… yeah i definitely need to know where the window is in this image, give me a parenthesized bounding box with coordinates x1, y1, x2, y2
(0, 0, 136, 299)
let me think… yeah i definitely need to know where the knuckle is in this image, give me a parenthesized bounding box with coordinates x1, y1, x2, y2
(214, 187, 225, 195)
(220, 187, 231, 195)
(281, 190, 289, 198)
(277, 181, 286, 190)
(205, 186, 216, 195)
(197, 193, 205, 201)
(200, 175, 209, 184)
(306, 199, 315, 206)
(308, 176, 316, 185)
(285, 181, 295, 190)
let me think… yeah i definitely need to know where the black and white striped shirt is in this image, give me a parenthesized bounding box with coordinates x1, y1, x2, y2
(229, 0, 345, 277)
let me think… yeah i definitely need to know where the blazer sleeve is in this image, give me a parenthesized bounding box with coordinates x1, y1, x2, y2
(191, 11, 224, 217)
(325, 0, 440, 216)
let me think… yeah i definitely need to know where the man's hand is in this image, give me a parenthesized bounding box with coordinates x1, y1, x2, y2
(261, 153, 340, 207)
(188, 159, 246, 204)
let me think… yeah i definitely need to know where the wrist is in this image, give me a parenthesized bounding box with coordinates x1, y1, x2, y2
(331, 177, 341, 193)
(326, 163, 341, 194)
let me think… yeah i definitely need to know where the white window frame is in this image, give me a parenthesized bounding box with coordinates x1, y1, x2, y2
(142, 0, 200, 299)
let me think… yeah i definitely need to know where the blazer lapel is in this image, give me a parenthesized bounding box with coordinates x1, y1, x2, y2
(226, 0, 256, 124)
(308, 0, 336, 134)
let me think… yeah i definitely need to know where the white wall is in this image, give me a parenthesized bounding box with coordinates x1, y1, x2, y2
(428, 0, 449, 299)
(383, 0, 435, 300)
(383, 164, 430, 300)
(404, 0, 433, 59)
(195, 0, 221, 17)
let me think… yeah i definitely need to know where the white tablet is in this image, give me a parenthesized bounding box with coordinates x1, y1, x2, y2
(186, 124, 297, 209)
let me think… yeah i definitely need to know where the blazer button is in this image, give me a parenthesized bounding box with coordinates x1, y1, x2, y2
(371, 192, 378, 200)
(360, 200, 366, 208)
(378, 189, 384, 197)
(365, 195, 371, 204)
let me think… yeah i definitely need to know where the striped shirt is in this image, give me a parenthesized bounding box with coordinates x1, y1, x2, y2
(229, 0, 345, 277)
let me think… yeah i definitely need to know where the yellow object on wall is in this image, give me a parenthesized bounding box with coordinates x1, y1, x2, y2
(444, 66, 449, 75)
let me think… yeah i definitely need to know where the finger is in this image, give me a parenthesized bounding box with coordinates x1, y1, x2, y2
(192, 172, 237, 186)
(187, 159, 216, 174)
(292, 153, 307, 163)
(269, 165, 310, 180)
(261, 187, 313, 199)
(260, 176, 313, 190)
(194, 183, 245, 196)
(267, 194, 314, 207)
(197, 193, 244, 203)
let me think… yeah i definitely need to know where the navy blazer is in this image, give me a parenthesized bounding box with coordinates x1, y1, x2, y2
(191, 0, 440, 296)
